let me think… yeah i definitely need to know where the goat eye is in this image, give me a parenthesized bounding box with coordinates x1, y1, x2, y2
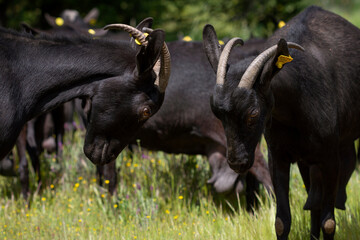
(247, 109, 259, 127)
(142, 107, 151, 118)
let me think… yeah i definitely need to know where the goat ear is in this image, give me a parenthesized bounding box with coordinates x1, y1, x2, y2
(136, 17, 153, 31)
(203, 24, 222, 74)
(135, 29, 164, 77)
(21, 23, 42, 35)
(130, 17, 154, 50)
(44, 13, 58, 27)
(259, 39, 291, 90)
(83, 8, 100, 24)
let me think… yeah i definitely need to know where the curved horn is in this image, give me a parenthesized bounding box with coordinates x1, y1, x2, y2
(238, 42, 304, 89)
(143, 27, 171, 93)
(104, 24, 148, 46)
(216, 38, 244, 86)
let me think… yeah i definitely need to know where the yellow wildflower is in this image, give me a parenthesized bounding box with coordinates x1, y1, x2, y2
(183, 36, 192, 42)
(278, 21, 286, 28)
(55, 18, 64, 26)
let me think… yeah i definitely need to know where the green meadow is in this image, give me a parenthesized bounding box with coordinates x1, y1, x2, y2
(0, 130, 359, 240)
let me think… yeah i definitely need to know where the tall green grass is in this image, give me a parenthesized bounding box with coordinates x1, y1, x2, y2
(0, 130, 359, 240)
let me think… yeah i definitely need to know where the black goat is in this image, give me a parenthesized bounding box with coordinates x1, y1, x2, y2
(41, 8, 128, 41)
(203, 6, 359, 240)
(22, 8, 108, 38)
(45, 8, 99, 29)
(0, 22, 170, 168)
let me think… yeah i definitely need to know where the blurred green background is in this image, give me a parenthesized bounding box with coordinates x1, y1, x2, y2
(1, 0, 359, 40)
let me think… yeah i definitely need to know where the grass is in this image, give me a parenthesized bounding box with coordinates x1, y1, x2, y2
(0, 130, 359, 240)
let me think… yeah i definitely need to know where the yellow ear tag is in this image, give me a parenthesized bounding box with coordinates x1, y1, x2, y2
(218, 40, 225, 45)
(55, 17, 64, 26)
(276, 55, 293, 69)
(88, 29, 96, 35)
(182, 36, 192, 42)
(134, 32, 149, 45)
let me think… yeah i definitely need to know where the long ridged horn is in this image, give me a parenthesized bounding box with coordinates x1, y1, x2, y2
(216, 38, 244, 86)
(238, 42, 304, 89)
(143, 27, 171, 93)
(104, 24, 148, 46)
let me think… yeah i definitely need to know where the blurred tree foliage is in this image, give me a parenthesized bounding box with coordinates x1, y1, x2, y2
(0, 0, 358, 41)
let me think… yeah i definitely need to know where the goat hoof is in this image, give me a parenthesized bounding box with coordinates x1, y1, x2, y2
(275, 217, 284, 236)
(323, 219, 335, 234)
